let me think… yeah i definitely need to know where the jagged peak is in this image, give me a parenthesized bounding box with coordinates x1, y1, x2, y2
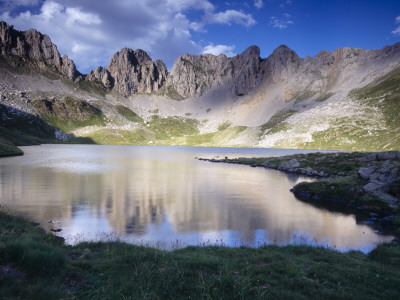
(109, 48, 154, 67)
(133, 49, 152, 64)
(240, 45, 260, 57)
(0, 20, 79, 81)
(315, 49, 332, 58)
(269, 44, 299, 60)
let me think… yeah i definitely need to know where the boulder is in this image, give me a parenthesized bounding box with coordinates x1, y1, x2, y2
(278, 159, 300, 170)
(362, 181, 385, 192)
(357, 153, 377, 162)
(358, 166, 376, 180)
(377, 151, 398, 160)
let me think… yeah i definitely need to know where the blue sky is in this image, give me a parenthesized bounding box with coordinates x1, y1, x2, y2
(1, 0, 399, 73)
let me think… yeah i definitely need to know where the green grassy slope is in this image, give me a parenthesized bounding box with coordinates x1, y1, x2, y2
(259, 68, 400, 151)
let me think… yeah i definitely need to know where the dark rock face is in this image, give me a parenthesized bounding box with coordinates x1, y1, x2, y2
(0, 21, 79, 81)
(262, 45, 301, 83)
(166, 45, 264, 98)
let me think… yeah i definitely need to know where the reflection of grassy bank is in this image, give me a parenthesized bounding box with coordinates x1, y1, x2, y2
(0, 210, 399, 299)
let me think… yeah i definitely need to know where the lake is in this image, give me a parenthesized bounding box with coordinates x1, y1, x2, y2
(0, 145, 394, 252)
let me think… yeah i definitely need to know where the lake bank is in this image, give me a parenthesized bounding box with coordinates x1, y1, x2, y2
(200, 151, 400, 236)
(0, 142, 23, 157)
(1, 209, 399, 299)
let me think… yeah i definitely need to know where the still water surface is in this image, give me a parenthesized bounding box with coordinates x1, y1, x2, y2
(0, 145, 394, 252)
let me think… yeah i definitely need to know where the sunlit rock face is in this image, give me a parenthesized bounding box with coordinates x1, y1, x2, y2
(103, 48, 168, 96)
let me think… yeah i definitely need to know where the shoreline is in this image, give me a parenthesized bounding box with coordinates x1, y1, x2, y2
(199, 150, 400, 237)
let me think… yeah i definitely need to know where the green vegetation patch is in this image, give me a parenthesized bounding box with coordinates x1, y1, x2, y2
(33, 97, 106, 133)
(218, 121, 231, 131)
(0, 142, 23, 157)
(75, 79, 108, 97)
(227, 152, 366, 176)
(350, 67, 400, 100)
(115, 105, 144, 124)
(0, 210, 400, 299)
(294, 176, 367, 202)
(294, 90, 318, 103)
(316, 92, 335, 102)
(0, 103, 57, 146)
(346, 67, 400, 151)
(260, 110, 297, 134)
(148, 116, 199, 140)
(176, 126, 247, 147)
(157, 86, 186, 100)
(83, 128, 153, 145)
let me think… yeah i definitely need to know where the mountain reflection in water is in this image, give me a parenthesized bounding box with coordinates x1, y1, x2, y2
(0, 145, 394, 252)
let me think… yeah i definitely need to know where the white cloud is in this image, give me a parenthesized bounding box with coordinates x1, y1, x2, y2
(202, 44, 236, 57)
(205, 9, 256, 27)
(393, 15, 400, 35)
(0, 0, 256, 73)
(269, 13, 293, 30)
(65, 7, 101, 26)
(254, 0, 263, 9)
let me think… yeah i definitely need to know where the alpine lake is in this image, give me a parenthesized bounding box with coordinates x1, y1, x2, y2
(0, 145, 394, 252)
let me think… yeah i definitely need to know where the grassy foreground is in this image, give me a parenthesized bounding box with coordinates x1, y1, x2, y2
(0, 210, 400, 299)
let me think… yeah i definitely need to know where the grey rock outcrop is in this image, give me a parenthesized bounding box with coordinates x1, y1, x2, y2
(358, 166, 376, 180)
(0, 21, 79, 81)
(278, 158, 300, 170)
(166, 45, 264, 98)
(358, 159, 400, 208)
(103, 48, 167, 96)
(86, 66, 113, 89)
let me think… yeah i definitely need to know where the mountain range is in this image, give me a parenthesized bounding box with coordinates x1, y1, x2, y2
(1, 21, 399, 152)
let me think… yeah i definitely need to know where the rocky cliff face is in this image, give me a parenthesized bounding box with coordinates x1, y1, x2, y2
(0, 21, 79, 81)
(86, 48, 168, 96)
(166, 45, 264, 97)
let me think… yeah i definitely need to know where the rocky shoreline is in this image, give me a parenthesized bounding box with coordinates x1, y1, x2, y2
(199, 151, 400, 235)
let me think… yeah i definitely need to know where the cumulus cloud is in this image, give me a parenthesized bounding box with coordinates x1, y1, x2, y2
(254, 0, 263, 9)
(202, 44, 236, 57)
(269, 13, 293, 29)
(0, 0, 255, 73)
(392, 15, 400, 35)
(205, 9, 255, 27)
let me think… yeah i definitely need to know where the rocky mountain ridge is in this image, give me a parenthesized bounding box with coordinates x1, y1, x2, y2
(87, 48, 168, 96)
(0, 21, 399, 153)
(2, 21, 400, 101)
(0, 21, 79, 81)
